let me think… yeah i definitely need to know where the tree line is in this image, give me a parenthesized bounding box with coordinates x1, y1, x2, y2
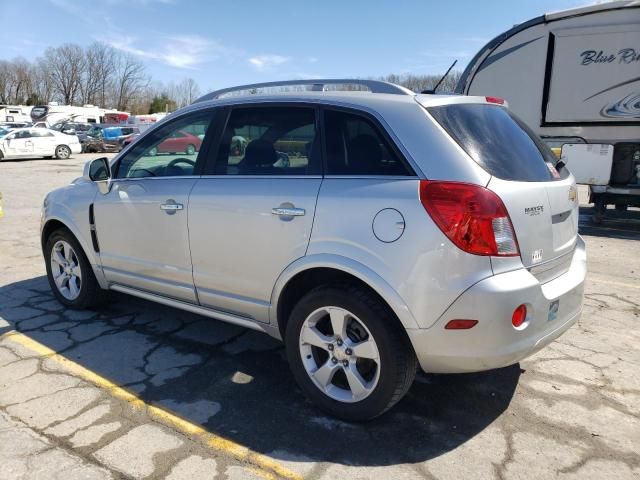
(1, 41, 461, 115)
(0, 42, 201, 114)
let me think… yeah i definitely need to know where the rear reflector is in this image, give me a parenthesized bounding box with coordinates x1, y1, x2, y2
(485, 96, 505, 105)
(445, 319, 478, 330)
(512, 304, 527, 328)
(419, 181, 520, 257)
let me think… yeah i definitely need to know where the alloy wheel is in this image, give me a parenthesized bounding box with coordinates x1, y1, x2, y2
(299, 306, 381, 403)
(50, 240, 82, 300)
(56, 145, 71, 159)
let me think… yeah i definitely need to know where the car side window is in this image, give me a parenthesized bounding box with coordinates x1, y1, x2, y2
(214, 106, 319, 175)
(324, 109, 412, 176)
(17, 130, 32, 139)
(114, 111, 213, 179)
(30, 130, 53, 138)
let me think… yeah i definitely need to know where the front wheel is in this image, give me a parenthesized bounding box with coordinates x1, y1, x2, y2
(55, 145, 71, 159)
(285, 285, 417, 421)
(44, 229, 104, 308)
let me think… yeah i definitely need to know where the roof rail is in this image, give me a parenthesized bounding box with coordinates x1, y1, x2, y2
(194, 79, 414, 103)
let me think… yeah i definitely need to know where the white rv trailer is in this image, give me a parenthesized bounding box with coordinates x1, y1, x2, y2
(456, 1, 640, 221)
(0, 105, 32, 123)
(30, 103, 129, 127)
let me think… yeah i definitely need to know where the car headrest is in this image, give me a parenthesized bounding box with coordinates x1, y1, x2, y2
(243, 139, 278, 167)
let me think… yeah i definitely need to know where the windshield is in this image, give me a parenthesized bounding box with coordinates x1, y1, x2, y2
(87, 126, 103, 138)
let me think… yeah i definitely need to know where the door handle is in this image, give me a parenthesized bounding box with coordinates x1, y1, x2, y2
(271, 207, 305, 217)
(160, 202, 183, 211)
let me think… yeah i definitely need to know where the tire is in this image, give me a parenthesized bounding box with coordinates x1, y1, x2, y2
(44, 228, 104, 308)
(185, 144, 196, 155)
(55, 145, 71, 159)
(615, 204, 628, 212)
(148, 147, 158, 156)
(285, 284, 417, 421)
(592, 196, 606, 224)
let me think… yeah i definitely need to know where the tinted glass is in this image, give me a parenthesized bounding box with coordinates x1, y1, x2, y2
(115, 112, 212, 179)
(215, 107, 318, 175)
(324, 110, 411, 176)
(427, 104, 565, 182)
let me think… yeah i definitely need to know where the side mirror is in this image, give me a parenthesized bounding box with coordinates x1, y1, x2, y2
(64, 128, 76, 135)
(83, 157, 112, 194)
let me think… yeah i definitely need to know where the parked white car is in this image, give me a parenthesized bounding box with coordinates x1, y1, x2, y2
(0, 127, 81, 160)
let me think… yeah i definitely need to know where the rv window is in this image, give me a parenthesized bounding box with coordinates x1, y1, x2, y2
(427, 104, 567, 182)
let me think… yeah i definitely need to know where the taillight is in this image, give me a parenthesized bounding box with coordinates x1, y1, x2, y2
(419, 181, 520, 257)
(485, 96, 505, 105)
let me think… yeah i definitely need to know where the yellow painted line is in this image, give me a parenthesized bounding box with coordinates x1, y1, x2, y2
(1, 330, 302, 480)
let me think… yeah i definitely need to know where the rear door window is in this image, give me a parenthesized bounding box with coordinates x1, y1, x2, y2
(323, 109, 412, 176)
(427, 103, 565, 182)
(214, 106, 320, 175)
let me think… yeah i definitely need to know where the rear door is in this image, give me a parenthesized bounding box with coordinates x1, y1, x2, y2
(31, 129, 56, 156)
(188, 105, 322, 322)
(427, 102, 578, 270)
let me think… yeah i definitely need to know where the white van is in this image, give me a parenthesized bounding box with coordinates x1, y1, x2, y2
(456, 1, 640, 221)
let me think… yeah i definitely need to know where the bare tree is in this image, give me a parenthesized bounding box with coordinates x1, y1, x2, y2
(0, 60, 15, 103)
(175, 77, 201, 107)
(111, 53, 148, 111)
(377, 71, 462, 93)
(44, 44, 86, 104)
(31, 58, 54, 104)
(81, 42, 116, 106)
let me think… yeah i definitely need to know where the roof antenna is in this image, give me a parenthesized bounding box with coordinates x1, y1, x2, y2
(421, 60, 458, 94)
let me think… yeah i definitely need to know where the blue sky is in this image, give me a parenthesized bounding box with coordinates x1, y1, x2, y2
(1, 0, 593, 92)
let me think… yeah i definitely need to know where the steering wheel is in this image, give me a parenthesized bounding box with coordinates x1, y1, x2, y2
(167, 158, 196, 169)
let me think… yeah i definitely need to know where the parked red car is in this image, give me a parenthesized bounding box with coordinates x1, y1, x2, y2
(148, 130, 202, 155)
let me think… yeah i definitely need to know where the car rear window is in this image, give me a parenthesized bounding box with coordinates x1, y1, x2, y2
(427, 103, 564, 182)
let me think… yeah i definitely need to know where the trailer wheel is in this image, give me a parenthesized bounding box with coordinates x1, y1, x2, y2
(592, 196, 606, 224)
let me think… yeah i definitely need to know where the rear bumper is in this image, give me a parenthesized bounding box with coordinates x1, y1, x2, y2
(407, 236, 586, 374)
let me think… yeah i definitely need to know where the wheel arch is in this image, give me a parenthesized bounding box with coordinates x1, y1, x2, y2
(41, 215, 107, 288)
(271, 254, 419, 339)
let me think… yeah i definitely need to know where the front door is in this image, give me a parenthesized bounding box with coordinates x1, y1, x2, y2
(3, 130, 31, 157)
(93, 110, 215, 303)
(189, 105, 322, 322)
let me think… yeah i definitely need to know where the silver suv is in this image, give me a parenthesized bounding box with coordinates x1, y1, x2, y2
(41, 79, 586, 420)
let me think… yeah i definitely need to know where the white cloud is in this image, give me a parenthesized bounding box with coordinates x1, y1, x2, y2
(104, 35, 237, 69)
(248, 55, 291, 71)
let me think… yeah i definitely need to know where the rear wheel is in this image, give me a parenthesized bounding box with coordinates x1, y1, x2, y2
(55, 145, 71, 159)
(185, 144, 196, 155)
(44, 229, 104, 308)
(615, 204, 628, 212)
(285, 284, 417, 421)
